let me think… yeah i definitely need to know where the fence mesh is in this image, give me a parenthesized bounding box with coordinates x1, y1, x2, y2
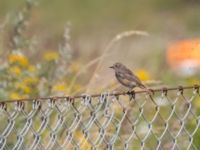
(0, 85, 200, 150)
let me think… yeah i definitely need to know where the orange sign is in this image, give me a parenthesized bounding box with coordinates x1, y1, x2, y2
(166, 39, 200, 75)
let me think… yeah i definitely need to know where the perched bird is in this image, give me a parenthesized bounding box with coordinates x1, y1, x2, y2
(110, 62, 149, 91)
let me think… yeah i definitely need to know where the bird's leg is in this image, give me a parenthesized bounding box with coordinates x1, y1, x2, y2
(127, 88, 134, 96)
(126, 89, 136, 110)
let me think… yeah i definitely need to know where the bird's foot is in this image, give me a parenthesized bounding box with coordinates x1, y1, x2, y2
(127, 89, 135, 95)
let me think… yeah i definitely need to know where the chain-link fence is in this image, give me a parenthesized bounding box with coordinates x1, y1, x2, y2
(0, 85, 200, 150)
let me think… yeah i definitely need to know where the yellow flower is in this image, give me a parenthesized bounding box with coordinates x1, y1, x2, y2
(9, 66, 22, 76)
(23, 86, 31, 94)
(8, 53, 29, 67)
(43, 51, 59, 61)
(9, 92, 21, 99)
(52, 83, 66, 92)
(187, 78, 200, 85)
(193, 97, 200, 108)
(28, 65, 37, 73)
(74, 131, 91, 149)
(15, 83, 31, 94)
(23, 77, 38, 85)
(135, 69, 151, 81)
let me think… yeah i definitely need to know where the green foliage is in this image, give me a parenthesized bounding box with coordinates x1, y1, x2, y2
(0, 0, 81, 100)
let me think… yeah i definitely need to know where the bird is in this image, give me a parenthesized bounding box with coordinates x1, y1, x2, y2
(110, 62, 149, 92)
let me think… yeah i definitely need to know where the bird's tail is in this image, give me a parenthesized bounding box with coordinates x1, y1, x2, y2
(139, 83, 152, 94)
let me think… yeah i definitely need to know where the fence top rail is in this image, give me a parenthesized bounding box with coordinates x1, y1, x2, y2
(0, 84, 199, 103)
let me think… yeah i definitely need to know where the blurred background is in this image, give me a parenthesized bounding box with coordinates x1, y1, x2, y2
(0, 1, 200, 149)
(0, 0, 200, 98)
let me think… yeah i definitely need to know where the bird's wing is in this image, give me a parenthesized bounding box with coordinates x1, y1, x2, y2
(128, 73, 146, 89)
(124, 72, 141, 83)
(116, 73, 134, 87)
(118, 70, 146, 88)
(122, 67, 134, 75)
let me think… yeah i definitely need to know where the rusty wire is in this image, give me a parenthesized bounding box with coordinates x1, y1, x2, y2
(0, 84, 200, 150)
(0, 85, 199, 103)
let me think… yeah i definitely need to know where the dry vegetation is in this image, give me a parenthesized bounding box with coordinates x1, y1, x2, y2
(0, 0, 200, 149)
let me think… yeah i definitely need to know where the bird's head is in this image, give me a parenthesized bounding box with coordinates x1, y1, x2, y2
(109, 62, 124, 70)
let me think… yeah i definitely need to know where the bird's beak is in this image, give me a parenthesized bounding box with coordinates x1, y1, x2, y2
(109, 66, 114, 69)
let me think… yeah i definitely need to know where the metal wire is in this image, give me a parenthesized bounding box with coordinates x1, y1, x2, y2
(0, 85, 200, 150)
